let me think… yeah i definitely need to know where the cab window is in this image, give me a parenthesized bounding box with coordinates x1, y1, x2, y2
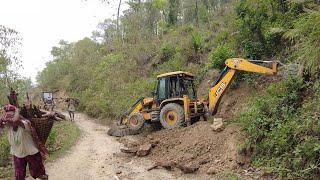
(157, 78, 166, 100)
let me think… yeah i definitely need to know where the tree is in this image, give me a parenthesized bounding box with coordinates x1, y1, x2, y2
(0, 25, 21, 74)
(117, 0, 122, 36)
(0, 25, 32, 105)
(168, 0, 180, 25)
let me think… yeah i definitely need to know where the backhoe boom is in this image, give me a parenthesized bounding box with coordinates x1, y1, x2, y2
(208, 58, 278, 115)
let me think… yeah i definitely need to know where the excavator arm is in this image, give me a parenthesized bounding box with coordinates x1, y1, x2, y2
(208, 58, 278, 115)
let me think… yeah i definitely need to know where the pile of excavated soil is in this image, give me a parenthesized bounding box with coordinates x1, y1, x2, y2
(121, 122, 246, 174)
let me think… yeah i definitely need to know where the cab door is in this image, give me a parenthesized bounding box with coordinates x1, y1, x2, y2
(156, 77, 168, 104)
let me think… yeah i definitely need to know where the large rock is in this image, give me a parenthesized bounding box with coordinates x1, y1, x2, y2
(136, 143, 152, 157)
(211, 118, 224, 132)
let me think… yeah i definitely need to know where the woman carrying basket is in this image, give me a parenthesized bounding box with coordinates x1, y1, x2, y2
(0, 104, 48, 180)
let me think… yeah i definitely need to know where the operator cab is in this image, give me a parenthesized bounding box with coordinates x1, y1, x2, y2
(155, 71, 196, 104)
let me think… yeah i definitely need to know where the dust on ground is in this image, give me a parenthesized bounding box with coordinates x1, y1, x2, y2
(40, 113, 177, 180)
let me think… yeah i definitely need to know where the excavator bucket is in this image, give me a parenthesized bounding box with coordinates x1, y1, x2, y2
(107, 123, 141, 137)
(107, 98, 146, 137)
(107, 114, 145, 136)
(107, 115, 132, 137)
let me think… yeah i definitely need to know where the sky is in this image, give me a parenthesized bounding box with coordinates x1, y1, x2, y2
(0, 0, 126, 83)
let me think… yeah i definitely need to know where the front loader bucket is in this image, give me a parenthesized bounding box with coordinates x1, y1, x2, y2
(107, 123, 142, 137)
(107, 98, 145, 137)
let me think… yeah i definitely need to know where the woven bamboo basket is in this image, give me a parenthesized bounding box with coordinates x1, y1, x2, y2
(30, 117, 55, 144)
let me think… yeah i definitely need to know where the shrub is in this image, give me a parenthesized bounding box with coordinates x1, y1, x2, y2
(161, 44, 176, 62)
(0, 131, 10, 167)
(208, 44, 234, 70)
(285, 10, 320, 76)
(239, 77, 320, 178)
(191, 32, 203, 53)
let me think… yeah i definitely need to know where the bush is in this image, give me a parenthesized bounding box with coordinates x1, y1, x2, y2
(239, 77, 320, 178)
(0, 131, 10, 167)
(191, 32, 203, 53)
(208, 44, 234, 70)
(285, 10, 320, 76)
(161, 44, 176, 62)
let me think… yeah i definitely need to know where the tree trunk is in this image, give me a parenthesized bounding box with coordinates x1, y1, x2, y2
(195, 0, 199, 27)
(116, 0, 122, 37)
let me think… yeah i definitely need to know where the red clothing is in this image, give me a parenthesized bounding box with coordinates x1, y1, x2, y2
(13, 152, 46, 180)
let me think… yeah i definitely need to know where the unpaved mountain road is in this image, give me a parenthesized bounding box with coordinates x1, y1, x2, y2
(41, 113, 205, 180)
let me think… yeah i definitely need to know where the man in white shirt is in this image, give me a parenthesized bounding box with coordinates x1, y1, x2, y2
(1, 105, 48, 180)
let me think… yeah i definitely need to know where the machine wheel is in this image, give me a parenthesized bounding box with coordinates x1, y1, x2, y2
(160, 103, 185, 129)
(128, 113, 145, 131)
(190, 116, 200, 124)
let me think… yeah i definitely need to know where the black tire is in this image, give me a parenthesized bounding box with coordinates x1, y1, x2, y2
(128, 113, 145, 131)
(150, 121, 162, 131)
(160, 103, 185, 129)
(190, 116, 200, 124)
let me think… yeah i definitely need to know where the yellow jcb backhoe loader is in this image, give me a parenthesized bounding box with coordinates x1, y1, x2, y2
(108, 58, 280, 137)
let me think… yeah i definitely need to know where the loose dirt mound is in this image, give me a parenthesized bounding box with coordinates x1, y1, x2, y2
(147, 122, 242, 173)
(122, 122, 245, 174)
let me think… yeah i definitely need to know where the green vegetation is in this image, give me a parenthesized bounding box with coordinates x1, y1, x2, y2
(239, 77, 320, 178)
(216, 170, 242, 180)
(46, 121, 80, 161)
(0, 25, 32, 106)
(35, 0, 319, 178)
(233, 0, 320, 178)
(0, 131, 10, 167)
(209, 44, 234, 70)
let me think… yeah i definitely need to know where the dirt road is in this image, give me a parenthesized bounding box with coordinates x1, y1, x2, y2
(43, 113, 180, 180)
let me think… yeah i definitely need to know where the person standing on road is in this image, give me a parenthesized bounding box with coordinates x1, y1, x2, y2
(0, 104, 48, 180)
(67, 98, 76, 121)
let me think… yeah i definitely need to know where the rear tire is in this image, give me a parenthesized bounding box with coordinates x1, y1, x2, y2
(160, 103, 185, 129)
